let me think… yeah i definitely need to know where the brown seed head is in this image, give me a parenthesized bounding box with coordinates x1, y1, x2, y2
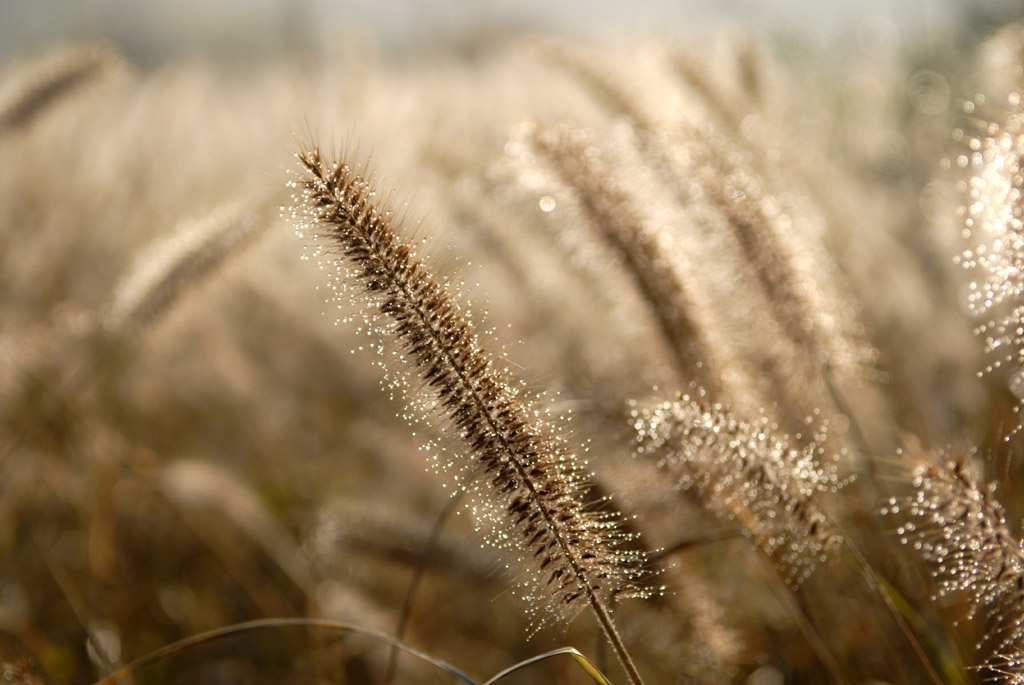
(288, 141, 649, 625)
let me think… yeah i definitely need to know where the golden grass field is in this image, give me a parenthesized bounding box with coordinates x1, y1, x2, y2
(3, 14, 1024, 684)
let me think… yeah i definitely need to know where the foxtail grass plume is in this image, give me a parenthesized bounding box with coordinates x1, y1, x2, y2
(288, 141, 649, 683)
(631, 390, 843, 585)
(534, 41, 876, 394)
(959, 94, 1024, 432)
(888, 454, 1024, 683)
(0, 43, 119, 135)
(105, 197, 270, 336)
(518, 121, 712, 391)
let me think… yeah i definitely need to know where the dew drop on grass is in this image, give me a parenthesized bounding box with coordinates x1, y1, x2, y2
(1010, 368, 1024, 399)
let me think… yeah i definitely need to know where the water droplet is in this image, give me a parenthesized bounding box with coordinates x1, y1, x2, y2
(1009, 369, 1024, 399)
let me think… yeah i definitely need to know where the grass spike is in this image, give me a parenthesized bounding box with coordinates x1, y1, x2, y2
(288, 140, 649, 685)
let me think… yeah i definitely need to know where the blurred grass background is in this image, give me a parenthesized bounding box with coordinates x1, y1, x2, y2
(3, 1, 1024, 684)
(0, 0, 1016, 65)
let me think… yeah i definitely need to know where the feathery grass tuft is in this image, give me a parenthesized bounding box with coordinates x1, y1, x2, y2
(104, 196, 271, 336)
(516, 121, 714, 390)
(631, 390, 844, 585)
(889, 454, 1024, 682)
(960, 94, 1024, 433)
(288, 141, 650, 684)
(0, 43, 119, 135)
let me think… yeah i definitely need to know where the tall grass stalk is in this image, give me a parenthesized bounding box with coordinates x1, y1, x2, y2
(288, 141, 650, 684)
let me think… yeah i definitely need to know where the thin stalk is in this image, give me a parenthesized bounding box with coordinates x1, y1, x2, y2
(385, 492, 463, 685)
(587, 591, 645, 685)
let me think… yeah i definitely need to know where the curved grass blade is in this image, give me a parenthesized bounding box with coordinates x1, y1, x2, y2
(385, 492, 463, 685)
(482, 647, 611, 685)
(90, 618, 479, 685)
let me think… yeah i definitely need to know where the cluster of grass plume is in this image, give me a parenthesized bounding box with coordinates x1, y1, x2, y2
(959, 91, 1024, 433)
(631, 390, 843, 587)
(10, 14, 1024, 685)
(888, 452, 1024, 682)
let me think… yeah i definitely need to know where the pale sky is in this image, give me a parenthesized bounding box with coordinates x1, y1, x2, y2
(0, 0, 1015, 66)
